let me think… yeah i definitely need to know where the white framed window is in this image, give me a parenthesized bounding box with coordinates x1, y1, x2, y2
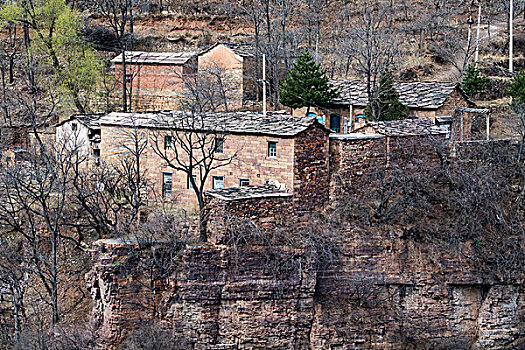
(239, 178, 250, 187)
(164, 135, 172, 149)
(268, 141, 277, 158)
(162, 172, 172, 197)
(187, 174, 197, 189)
(213, 175, 224, 189)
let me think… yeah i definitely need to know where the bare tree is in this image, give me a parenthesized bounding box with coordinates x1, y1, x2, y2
(342, 1, 401, 120)
(96, 0, 134, 111)
(0, 235, 28, 344)
(151, 111, 237, 242)
(71, 116, 148, 238)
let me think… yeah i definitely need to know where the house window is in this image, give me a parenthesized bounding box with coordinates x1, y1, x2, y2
(438, 123, 452, 139)
(162, 172, 172, 197)
(71, 123, 77, 132)
(125, 74, 133, 85)
(268, 141, 277, 158)
(330, 113, 341, 133)
(212, 176, 224, 189)
(239, 178, 250, 187)
(164, 135, 172, 150)
(187, 174, 197, 189)
(215, 138, 224, 153)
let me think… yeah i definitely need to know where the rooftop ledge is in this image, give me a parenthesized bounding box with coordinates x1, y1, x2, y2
(205, 183, 292, 201)
(329, 133, 385, 140)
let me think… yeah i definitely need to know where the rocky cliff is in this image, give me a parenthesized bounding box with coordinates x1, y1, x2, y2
(87, 225, 525, 349)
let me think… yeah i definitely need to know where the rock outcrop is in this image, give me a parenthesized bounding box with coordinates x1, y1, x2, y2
(87, 226, 525, 349)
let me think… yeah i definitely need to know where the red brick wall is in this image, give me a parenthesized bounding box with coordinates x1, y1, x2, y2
(114, 59, 197, 111)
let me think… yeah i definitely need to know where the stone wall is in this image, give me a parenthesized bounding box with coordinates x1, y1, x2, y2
(293, 124, 330, 215)
(205, 195, 295, 243)
(329, 134, 445, 199)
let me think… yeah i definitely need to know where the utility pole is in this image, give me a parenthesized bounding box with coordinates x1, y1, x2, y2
(510, 0, 514, 73)
(262, 54, 267, 117)
(467, 16, 474, 62)
(475, 4, 481, 67)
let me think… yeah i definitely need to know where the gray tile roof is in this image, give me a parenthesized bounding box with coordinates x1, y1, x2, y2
(111, 51, 196, 65)
(354, 118, 448, 137)
(57, 114, 102, 130)
(200, 42, 255, 58)
(97, 110, 328, 137)
(331, 80, 461, 109)
(205, 183, 292, 201)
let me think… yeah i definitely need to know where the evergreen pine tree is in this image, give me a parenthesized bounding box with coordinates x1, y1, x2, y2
(279, 49, 340, 114)
(364, 71, 410, 121)
(461, 64, 489, 96)
(508, 70, 525, 110)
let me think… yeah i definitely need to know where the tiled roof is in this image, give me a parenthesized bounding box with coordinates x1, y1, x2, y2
(97, 110, 328, 137)
(200, 42, 255, 58)
(330, 80, 461, 109)
(111, 51, 196, 65)
(57, 114, 102, 130)
(205, 183, 292, 201)
(354, 118, 448, 137)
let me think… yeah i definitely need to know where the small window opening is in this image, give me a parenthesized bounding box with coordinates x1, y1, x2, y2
(215, 138, 224, 153)
(164, 135, 172, 150)
(268, 141, 277, 158)
(162, 172, 172, 197)
(213, 175, 224, 189)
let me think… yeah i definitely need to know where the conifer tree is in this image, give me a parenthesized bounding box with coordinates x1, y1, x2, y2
(508, 70, 525, 110)
(461, 64, 489, 96)
(364, 71, 410, 121)
(279, 49, 339, 114)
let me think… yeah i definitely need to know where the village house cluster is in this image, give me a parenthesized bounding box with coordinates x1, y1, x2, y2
(53, 41, 495, 222)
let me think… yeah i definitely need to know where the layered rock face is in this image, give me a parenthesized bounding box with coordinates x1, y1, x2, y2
(87, 228, 525, 350)
(86, 240, 317, 349)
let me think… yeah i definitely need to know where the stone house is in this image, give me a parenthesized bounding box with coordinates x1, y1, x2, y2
(198, 43, 258, 109)
(321, 81, 475, 136)
(55, 114, 102, 164)
(112, 51, 197, 110)
(96, 111, 330, 212)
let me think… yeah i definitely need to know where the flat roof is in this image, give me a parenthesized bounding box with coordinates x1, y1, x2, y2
(205, 184, 292, 201)
(330, 133, 385, 140)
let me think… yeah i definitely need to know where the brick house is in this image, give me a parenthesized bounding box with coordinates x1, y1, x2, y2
(198, 43, 258, 109)
(321, 81, 475, 136)
(112, 51, 197, 111)
(96, 111, 330, 212)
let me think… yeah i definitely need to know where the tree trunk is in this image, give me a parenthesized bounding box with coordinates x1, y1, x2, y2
(51, 231, 59, 325)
